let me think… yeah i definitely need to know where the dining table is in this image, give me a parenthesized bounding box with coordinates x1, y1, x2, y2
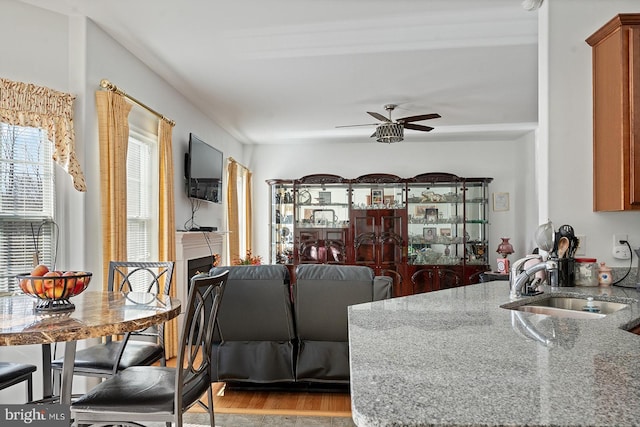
(0, 290, 181, 405)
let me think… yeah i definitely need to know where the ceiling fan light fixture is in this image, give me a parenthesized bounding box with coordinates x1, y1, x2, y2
(375, 123, 404, 143)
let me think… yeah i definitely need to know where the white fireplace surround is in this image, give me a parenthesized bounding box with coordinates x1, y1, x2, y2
(175, 231, 224, 329)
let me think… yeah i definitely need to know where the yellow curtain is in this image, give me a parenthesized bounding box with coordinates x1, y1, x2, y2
(158, 119, 177, 358)
(245, 169, 253, 251)
(0, 77, 87, 192)
(227, 161, 240, 263)
(95, 91, 131, 287)
(226, 158, 253, 263)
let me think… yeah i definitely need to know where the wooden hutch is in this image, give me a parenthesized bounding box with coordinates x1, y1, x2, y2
(267, 173, 492, 297)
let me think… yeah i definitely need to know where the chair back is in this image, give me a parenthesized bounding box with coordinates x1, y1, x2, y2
(107, 261, 175, 295)
(106, 261, 175, 350)
(175, 271, 228, 412)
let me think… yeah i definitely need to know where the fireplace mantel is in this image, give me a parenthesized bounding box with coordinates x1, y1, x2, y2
(174, 231, 224, 328)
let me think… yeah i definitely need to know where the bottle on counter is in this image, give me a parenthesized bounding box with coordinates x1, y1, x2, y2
(598, 262, 613, 286)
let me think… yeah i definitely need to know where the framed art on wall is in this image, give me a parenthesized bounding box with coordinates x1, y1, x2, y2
(493, 192, 510, 212)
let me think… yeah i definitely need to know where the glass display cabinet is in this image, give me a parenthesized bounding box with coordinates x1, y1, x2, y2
(267, 179, 294, 265)
(406, 173, 492, 293)
(293, 174, 350, 265)
(266, 173, 492, 296)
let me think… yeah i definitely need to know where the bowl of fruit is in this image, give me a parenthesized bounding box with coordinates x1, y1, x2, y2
(16, 264, 92, 312)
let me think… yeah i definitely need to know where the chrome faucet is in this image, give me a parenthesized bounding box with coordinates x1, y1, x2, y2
(510, 256, 558, 299)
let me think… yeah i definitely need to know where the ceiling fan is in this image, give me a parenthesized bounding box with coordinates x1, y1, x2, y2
(337, 104, 441, 143)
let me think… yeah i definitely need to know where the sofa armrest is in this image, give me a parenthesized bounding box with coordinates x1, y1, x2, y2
(373, 276, 393, 300)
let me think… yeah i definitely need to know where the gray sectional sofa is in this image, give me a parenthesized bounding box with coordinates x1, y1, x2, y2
(207, 264, 393, 386)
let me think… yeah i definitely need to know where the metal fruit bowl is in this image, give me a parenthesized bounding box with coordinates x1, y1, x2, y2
(16, 272, 92, 311)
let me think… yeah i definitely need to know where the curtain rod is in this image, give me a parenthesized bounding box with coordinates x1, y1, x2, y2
(99, 79, 175, 126)
(228, 157, 251, 172)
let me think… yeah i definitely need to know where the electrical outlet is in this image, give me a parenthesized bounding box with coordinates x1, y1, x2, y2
(613, 233, 631, 259)
(613, 233, 628, 246)
(575, 235, 586, 256)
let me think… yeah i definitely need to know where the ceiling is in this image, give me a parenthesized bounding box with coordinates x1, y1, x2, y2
(20, 0, 539, 145)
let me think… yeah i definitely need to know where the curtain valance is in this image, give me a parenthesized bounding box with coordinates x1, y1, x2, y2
(0, 77, 87, 192)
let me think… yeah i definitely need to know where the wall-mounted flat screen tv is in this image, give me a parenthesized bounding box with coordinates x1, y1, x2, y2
(184, 133, 223, 203)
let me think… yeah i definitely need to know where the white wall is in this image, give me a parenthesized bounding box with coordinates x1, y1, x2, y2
(543, 0, 640, 267)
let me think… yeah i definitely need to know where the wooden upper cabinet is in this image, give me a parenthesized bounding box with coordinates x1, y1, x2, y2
(586, 14, 640, 211)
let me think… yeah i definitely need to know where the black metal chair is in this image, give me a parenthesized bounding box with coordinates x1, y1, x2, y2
(51, 261, 174, 383)
(71, 270, 228, 427)
(0, 362, 37, 402)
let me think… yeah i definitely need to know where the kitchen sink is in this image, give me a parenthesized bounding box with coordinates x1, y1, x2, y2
(501, 296, 630, 319)
(516, 304, 606, 319)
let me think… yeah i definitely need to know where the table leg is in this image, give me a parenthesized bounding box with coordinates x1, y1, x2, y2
(41, 343, 53, 399)
(59, 341, 76, 405)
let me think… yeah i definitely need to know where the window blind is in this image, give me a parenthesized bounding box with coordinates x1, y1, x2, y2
(0, 124, 56, 292)
(126, 129, 158, 265)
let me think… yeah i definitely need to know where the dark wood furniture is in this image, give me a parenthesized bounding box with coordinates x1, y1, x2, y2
(268, 173, 492, 297)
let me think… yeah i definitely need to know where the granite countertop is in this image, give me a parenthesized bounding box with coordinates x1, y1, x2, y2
(348, 282, 640, 427)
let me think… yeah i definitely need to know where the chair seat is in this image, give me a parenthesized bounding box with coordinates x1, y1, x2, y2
(51, 341, 163, 375)
(72, 366, 210, 414)
(0, 362, 36, 383)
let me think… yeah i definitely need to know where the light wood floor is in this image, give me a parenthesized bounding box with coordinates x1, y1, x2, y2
(207, 382, 352, 417)
(166, 358, 352, 417)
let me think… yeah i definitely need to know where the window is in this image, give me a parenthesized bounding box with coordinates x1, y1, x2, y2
(126, 127, 159, 263)
(0, 124, 56, 292)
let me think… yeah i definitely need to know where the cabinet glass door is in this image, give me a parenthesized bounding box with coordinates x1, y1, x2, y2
(463, 180, 490, 267)
(268, 180, 294, 265)
(294, 175, 349, 265)
(406, 178, 463, 266)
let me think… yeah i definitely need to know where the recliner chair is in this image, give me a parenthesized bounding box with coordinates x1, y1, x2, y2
(293, 264, 393, 383)
(209, 265, 296, 384)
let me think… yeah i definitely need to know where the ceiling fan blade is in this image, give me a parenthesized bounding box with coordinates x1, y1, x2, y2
(367, 111, 391, 122)
(336, 123, 378, 128)
(404, 123, 434, 132)
(397, 113, 441, 123)
(370, 130, 377, 138)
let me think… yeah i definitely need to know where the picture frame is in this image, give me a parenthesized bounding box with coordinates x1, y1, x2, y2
(415, 205, 428, 217)
(371, 189, 383, 205)
(425, 207, 438, 223)
(440, 227, 452, 237)
(423, 227, 437, 242)
(311, 209, 337, 226)
(493, 192, 510, 212)
(318, 191, 331, 204)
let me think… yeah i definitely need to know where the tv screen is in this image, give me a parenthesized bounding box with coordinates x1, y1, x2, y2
(185, 133, 223, 203)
